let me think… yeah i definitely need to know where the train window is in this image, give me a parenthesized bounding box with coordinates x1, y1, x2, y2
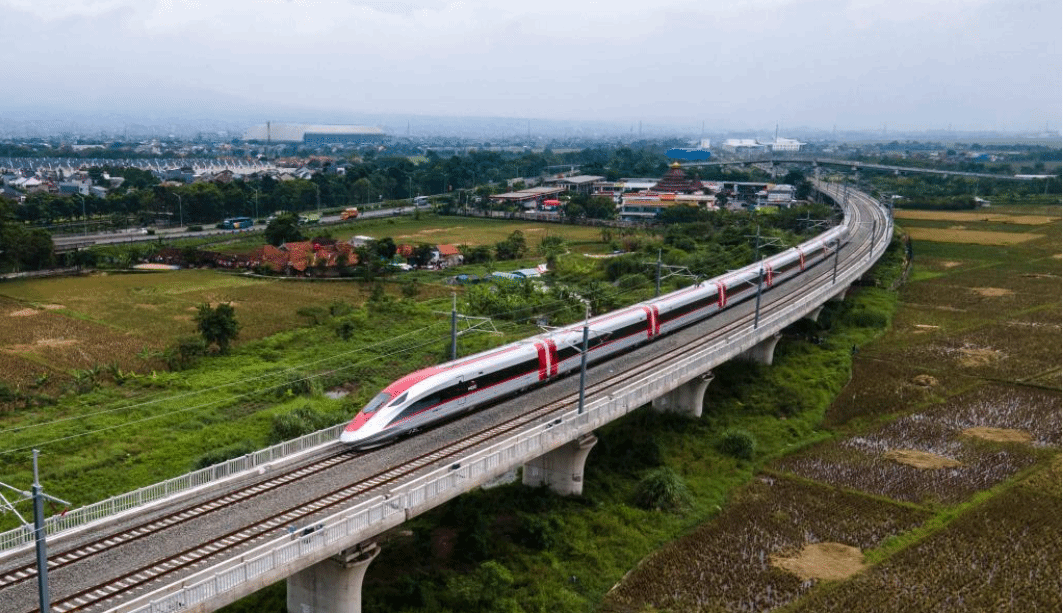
(361, 392, 392, 414)
(398, 394, 441, 420)
(390, 392, 408, 406)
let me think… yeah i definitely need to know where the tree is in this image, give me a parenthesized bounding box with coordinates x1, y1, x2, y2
(370, 237, 397, 260)
(264, 213, 304, 247)
(495, 230, 527, 260)
(537, 235, 565, 269)
(413, 243, 436, 267)
(195, 303, 239, 354)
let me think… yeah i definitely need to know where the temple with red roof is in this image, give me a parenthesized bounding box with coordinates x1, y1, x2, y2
(652, 162, 704, 194)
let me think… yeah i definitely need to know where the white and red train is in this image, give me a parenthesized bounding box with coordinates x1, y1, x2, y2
(340, 222, 850, 448)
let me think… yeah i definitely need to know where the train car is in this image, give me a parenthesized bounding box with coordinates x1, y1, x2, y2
(341, 218, 853, 448)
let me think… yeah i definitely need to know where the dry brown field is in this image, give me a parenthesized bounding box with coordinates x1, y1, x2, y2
(893, 210, 1060, 225)
(903, 227, 1038, 245)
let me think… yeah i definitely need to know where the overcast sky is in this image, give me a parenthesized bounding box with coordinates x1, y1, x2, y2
(3, 0, 1060, 133)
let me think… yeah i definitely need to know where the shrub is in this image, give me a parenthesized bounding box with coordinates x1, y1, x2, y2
(633, 466, 693, 511)
(267, 405, 335, 444)
(296, 306, 330, 326)
(193, 440, 257, 469)
(719, 428, 757, 460)
(516, 513, 560, 550)
(275, 371, 323, 398)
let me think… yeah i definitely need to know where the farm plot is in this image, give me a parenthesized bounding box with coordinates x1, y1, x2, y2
(917, 318, 1062, 382)
(0, 296, 151, 388)
(598, 475, 931, 613)
(0, 271, 398, 388)
(775, 383, 1057, 505)
(903, 227, 1040, 246)
(893, 210, 1060, 224)
(785, 461, 1061, 613)
(822, 357, 958, 429)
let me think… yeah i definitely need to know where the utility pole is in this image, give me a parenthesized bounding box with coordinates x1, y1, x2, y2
(77, 193, 86, 236)
(832, 238, 840, 284)
(450, 292, 458, 360)
(753, 266, 764, 329)
(578, 305, 590, 414)
(0, 450, 71, 613)
(655, 249, 662, 297)
(869, 218, 877, 260)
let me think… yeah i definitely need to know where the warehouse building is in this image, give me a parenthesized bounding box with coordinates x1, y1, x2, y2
(242, 123, 385, 145)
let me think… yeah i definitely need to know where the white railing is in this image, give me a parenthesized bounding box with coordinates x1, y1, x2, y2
(110, 188, 892, 613)
(0, 424, 346, 555)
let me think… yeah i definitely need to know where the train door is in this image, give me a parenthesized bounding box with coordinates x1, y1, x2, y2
(456, 377, 468, 407)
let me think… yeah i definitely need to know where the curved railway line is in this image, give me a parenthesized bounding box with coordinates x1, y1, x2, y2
(0, 183, 890, 613)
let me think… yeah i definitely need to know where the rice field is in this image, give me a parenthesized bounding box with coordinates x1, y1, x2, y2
(0, 270, 391, 388)
(775, 384, 1056, 505)
(903, 227, 1039, 245)
(785, 461, 1061, 612)
(599, 476, 932, 613)
(893, 210, 1059, 225)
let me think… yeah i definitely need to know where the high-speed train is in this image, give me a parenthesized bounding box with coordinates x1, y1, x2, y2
(340, 220, 850, 448)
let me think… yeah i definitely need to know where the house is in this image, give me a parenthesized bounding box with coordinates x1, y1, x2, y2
(347, 235, 375, 248)
(433, 244, 463, 268)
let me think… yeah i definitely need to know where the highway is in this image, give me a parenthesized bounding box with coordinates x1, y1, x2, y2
(681, 155, 1042, 181)
(0, 183, 891, 613)
(49, 205, 430, 253)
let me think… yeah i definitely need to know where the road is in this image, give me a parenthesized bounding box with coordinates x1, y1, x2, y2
(50, 205, 432, 252)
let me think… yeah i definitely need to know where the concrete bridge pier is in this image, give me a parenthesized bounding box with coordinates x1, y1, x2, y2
(522, 433, 598, 496)
(651, 372, 714, 418)
(287, 542, 380, 613)
(739, 333, 782, 365)
(804, 305, 824, 322)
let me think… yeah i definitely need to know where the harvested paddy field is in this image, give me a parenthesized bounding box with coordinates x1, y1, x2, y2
(776, 383, 1056, 504)
(893, 209, 1060, 225)
(785, 461, 1061, 613)
(903, 227, 1039, 245)
(599, 476, 932, 613)
(602, 205, 1060, 611)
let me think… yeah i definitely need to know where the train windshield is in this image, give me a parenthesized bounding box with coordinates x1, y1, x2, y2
(361, 392, 392, 415)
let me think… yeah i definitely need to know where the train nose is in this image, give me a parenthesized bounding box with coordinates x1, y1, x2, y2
(339, 411, 374, 443)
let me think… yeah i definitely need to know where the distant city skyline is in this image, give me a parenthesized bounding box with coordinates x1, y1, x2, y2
(3, 0, 1060, 137)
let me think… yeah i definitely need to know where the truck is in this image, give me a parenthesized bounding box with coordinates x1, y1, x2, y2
(340, 207, 360, 221)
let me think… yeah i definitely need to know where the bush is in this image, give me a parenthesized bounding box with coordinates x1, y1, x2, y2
(193, 440, 257, 469)
(719, 428, 757, 460)
(516, 513, 561, 550)
(633, 466, 693, 511)
(275, 371, 323, 398)
(164, 336, 208, 371)
(267, 405, 336, 444)
(296, 306, 330, 326)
